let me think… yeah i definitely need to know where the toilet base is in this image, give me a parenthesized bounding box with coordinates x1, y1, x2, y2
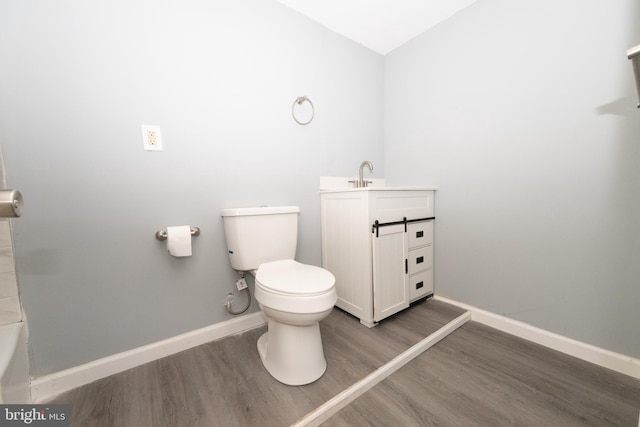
(257, 319, 327, 386)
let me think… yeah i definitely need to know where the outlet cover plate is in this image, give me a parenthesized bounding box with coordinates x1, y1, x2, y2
(142, 125, 163, 151)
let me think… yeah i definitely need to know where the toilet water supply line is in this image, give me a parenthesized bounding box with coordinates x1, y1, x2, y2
(225, 274, 251, 315)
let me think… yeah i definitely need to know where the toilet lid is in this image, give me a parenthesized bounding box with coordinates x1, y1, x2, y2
(256, 259, 335, 296)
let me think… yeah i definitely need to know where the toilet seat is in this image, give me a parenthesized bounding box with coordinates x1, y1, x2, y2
(256, 259, 334, 296)
(255, 260, 336, 314)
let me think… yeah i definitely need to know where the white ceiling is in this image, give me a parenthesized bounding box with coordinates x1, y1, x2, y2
(276, 0, 477, 55)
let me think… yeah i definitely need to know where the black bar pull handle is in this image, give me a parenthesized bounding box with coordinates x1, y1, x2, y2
(372, 216, 435, 236)
(405, 259, 408, 274)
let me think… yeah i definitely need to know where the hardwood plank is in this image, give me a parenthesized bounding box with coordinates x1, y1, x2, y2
(50, 298, 463, 426)
(48, 300, 639, 427)
(323, 322, 640, 427)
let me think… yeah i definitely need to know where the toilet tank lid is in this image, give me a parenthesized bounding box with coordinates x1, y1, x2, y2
(221, 206, 300, 217)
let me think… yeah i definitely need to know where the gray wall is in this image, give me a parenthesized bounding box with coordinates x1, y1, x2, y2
(2, 0, 639, 379)
(385, 0, 640, 358)
(0, 0, 384, 376)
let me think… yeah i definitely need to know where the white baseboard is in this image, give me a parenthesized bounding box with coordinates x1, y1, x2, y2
(434, 296, 640, 380)
(30, 312, 267, 403)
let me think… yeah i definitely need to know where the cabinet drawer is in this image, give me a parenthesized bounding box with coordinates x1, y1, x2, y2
(409, 269, 433, 301)
(407, 245, 432, 275)
(408, 221, 433, 249)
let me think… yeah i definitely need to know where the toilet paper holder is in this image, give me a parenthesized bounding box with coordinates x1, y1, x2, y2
(155, 226, 200, 241)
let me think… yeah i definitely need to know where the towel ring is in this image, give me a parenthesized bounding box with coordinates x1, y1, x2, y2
(292, 96, 314, 125)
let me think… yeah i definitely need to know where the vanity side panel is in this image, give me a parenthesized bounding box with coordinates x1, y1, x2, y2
(321, 193, 373, 323)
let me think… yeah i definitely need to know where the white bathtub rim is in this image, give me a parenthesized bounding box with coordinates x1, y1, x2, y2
(0, 322, 22, 379)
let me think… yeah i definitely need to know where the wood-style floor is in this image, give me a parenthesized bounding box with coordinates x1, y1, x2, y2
(48, 299, 640, 426)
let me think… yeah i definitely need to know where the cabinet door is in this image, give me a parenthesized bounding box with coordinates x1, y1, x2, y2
(372, 224, 409, 321)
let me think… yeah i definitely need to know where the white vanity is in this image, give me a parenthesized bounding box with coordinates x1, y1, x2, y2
(320, 182, 436, 327)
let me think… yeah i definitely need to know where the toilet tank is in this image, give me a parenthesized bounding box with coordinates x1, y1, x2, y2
(221, 206, 300, 272)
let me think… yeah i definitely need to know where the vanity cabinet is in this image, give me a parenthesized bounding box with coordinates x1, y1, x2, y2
(320, 188, 435, 327)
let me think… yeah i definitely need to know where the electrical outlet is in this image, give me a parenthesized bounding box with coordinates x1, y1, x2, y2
(147, 130, 157, 145)
(141, 125, 163, 151)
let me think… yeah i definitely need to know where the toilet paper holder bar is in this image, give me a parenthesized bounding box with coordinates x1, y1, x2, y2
(155, 227, 200, 241)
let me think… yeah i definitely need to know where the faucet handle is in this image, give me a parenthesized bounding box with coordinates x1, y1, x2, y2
(348, 179, 359, 188)
(364, 180, 373, 187)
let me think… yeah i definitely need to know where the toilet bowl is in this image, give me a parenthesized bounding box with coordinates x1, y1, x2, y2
(255, 259, 336, 385)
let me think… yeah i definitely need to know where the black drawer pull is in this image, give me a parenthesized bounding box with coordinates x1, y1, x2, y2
(416, 281, 424, 289)
(416, 256, 424, 264)
(416, 231, 424, 238)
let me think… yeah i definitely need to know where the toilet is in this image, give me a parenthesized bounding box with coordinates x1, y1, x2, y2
(221, 206, 336, 385)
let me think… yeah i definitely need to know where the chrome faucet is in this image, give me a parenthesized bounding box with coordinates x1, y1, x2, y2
(357, 160, 373, 188)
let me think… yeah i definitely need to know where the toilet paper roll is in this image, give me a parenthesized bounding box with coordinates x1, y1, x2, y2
(166, 226, 192, 257)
